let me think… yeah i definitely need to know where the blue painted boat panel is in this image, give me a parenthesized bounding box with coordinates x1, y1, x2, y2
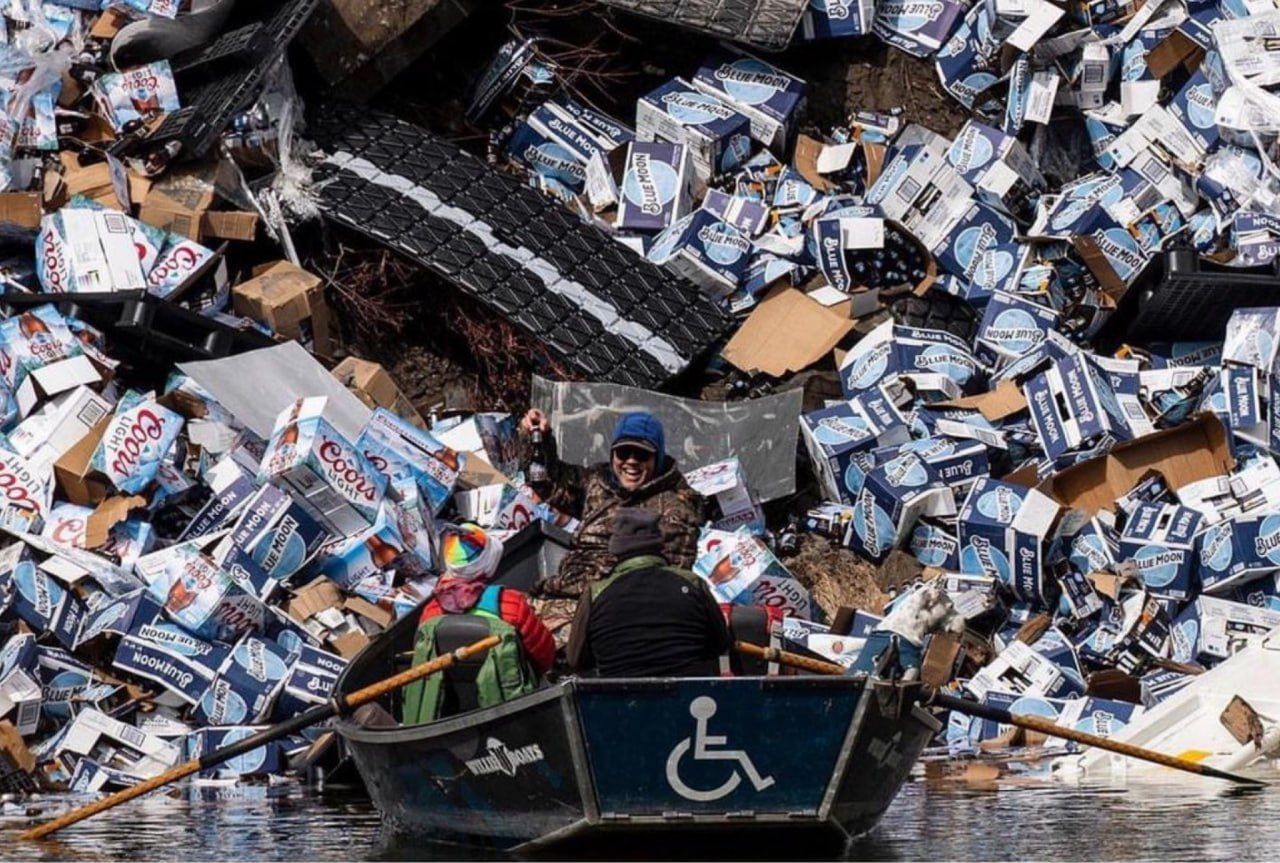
(575, 678, 859, 816)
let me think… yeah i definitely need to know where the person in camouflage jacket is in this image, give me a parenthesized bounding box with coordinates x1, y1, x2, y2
(520, 409, 704, 602)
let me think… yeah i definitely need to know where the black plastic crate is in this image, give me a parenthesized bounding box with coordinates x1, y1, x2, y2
(128, 0, 320, 161)
(0, 292, 274, 367)
(1127, 246, 1280, 342)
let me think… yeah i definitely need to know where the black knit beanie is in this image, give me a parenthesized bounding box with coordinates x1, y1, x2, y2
(609, 507, 665, 559)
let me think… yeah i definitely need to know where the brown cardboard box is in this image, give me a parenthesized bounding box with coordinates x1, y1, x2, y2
(330, 357, 426, 428)
(138, 189, 213, 240)
(53, 418, 112, 506)
(286, 578, 345, 624)
(0, 193, 42, 230)
(722, 288, 855, 377)
(344, 596, 394, 630)
(58, 160, 150, 212)
(202, 210, 259, 242)
(232, 261, 335, 357)
(1036, 414, 1234, 516)
(138, 186, 259, 243)
(330, 629, 371, 658)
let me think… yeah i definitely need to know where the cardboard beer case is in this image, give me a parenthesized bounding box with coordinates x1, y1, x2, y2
(258, 397, 387, 538)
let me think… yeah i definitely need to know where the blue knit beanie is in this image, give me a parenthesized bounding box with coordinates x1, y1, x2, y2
(611, 412, 666, 469)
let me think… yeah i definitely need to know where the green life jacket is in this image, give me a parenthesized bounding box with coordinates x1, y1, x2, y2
(590, 554, 702, 601)
(400, 584, 539, 725)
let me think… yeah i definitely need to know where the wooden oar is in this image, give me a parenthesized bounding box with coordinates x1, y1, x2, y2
(21, 634, 501, 842)
(734, 642, 1265, 787)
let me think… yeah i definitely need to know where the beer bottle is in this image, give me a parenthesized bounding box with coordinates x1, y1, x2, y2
(19, 311, 49, 338)
(365, 534, 400, 569)
(167, 577, 199, 613)
(528, 428, 548, 487)
(429, 445, 460, 472)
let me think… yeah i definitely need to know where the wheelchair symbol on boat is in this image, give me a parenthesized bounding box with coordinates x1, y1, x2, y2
(665, 696, 775, 802)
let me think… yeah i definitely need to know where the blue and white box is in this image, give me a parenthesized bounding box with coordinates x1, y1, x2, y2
(1197, 513, 1280, 594)
(839, 320, 983, 400)
(508, 96, 633, 196)
(933, 200, 1018, 282)
(873, 0, 968, 57)
(1056, 696, 1142, 737)
(691, 49, 807, 151)
(958, 478, 1064, 608)
(908, 519, 960, 569)
(213, 484, 330, 602)
(1222, 307, 1280, 454)
(1025, 353, 1134, 461)
(647, 209, 752, 297)
(800, 387, 913, 504)
(801, 0, 876, 38)
(846, 450, 955, 563)
(1118, 502, 1204, 601)
(700, 188, 770, 236)
(975, 290, 1061, 366)
(636, 78, 753, 180)
(946, 120, 1044, 218)
(966, 640, 1081, 700)
(894, 436, 990, 497)
(615, 141, 696, 233)
(1169, 595, 1280, 664)
(1066, 516, 1119, 577)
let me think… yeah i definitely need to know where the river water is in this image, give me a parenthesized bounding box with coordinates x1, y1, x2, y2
(3, 765, 1275, 861)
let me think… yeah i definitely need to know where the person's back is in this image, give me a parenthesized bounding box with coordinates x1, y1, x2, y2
(568, 508, 730, 678)
(402, 524, 555, 723)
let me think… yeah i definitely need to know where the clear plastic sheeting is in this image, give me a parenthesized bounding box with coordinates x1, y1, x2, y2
(531, 375, 801, 502)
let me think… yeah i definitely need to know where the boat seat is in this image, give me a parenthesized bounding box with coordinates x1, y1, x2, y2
(728, 605, 775, 676)
(432, 614, 494, 717)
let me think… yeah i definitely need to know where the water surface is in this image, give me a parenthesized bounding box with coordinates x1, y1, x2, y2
(3, 768, 1275, 860)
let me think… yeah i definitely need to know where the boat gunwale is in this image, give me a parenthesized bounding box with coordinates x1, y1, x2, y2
(333, 674, 880, 746)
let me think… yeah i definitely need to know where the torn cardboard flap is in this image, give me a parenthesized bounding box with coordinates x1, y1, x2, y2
(0, 193, 42, 230)
(1087, 570, 1125, 601)
(1037, 414, 1235, 515)
(60, 160, 151, 211)
(330, 357, 426, 429)
(722, 287, 855, 377)
(344, 596, 393, 629)
(85, 495, 147, 551)
(54, 417, 112, 506)
(287, 578, 345, 623)
(793, 135, 838, 192)
(934, 379, 1028, 422)
(458, 452, 513, 490)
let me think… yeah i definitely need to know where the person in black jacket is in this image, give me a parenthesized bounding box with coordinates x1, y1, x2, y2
(567, 507, 730, 678)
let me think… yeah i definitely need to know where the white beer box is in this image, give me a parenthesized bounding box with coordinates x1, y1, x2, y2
(1169, 594, 1280, 664)
(55, 707, 182, 781)
(257, 397, 388, 537)
(636, 77, 753, 181)
(691, 48, 808, 151)
(685, 456, 765, 533)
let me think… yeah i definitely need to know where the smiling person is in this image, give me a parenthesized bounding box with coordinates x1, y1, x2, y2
(518, 409, 704, 613)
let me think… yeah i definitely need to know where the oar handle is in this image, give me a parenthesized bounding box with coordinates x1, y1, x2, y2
(736, 639, 1265, 787)
(929, 690, 1265, 787)
(735, 641, 846, 676)
(21, 760, 202, 841)
(21, 634, 502, 842)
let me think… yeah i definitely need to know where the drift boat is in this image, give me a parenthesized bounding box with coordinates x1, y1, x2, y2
(332, 603, 940, 855)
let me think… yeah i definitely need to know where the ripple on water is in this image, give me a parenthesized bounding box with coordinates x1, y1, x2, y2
(3, 771, 1278, 861)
